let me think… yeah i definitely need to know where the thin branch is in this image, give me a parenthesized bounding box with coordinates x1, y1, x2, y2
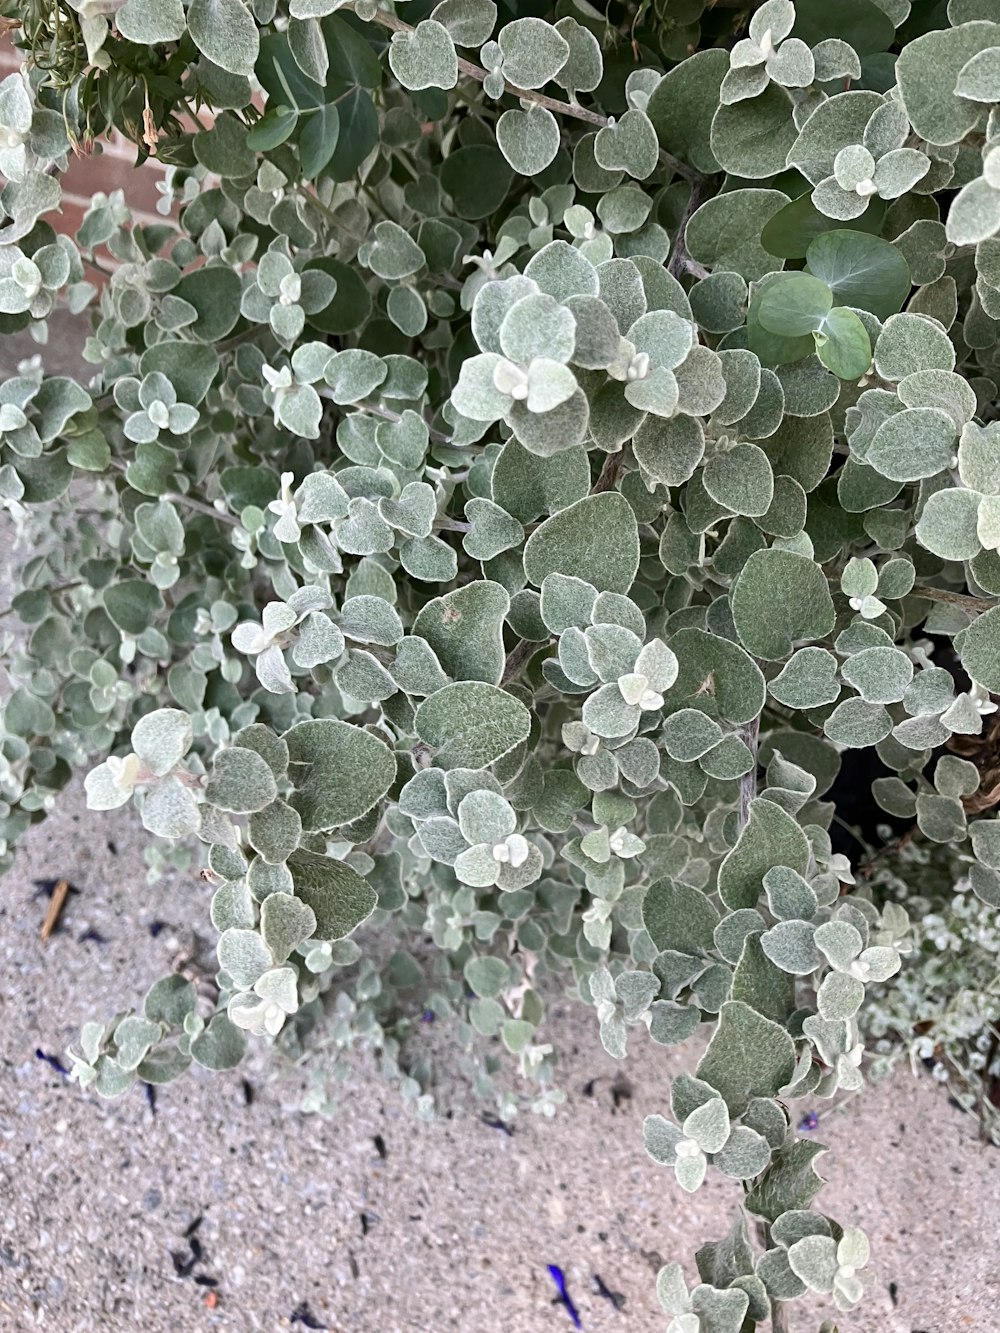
(356, 4, 699, 182)
(0, 580, 85, 622)
(857, 824, 916, 882)
(320, 391, 453, 445)
(668, 176, 711, 279)
(910, 584, 996, 613)
(163, 491, 240, 527)
(501, 637, 538, 687)
(592, 449, 627, 493)
(738, 714, 759, 832)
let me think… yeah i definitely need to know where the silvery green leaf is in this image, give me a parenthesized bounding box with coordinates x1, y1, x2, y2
(496, 17, 570, 89)
(962, 605, 1000, 694)
(415, 681, 531, 768)
(255, 643, 295, 695)
(339, 595, 404, 647)
(841, 645, 913, 703)
(814, 919, 863, 971)
(117, 0, 185, 43)
(365, 222, 425, 281)
(915, 487, 982, 560)
(288, 850, 378, 940)
(260, 892, 317, 964)
(955, 45, 1000, 100)
(948, 176, 1000, 246)
(616, 968, 659, 1020)
(431, 0, 497, 47)
(524, 240, 599, 301)
(113, 1015, 163, 1071)
(662, 708, 724, 761)
(683, 1095, 730, 1154)
(655, 1259, 692, 1315)
(594, 110, 658, 181)
(873, 147, 931, 198)
(703, 443, 775, 517)
(730, 548, 836, 661)
(624, 366, 679, 417)
(719, 798, 810, 911)
(769, 647, 841, 709)
(749, 0, 795, 45)
(188, 0, 258, 76)
(599, 1010, 629, 1058)
(285, 719, 395, 830)
(874, 312, 956, 381)
(812, 38, 862, 81)
(325, 350, 388, 404)
(248, 799, 302, 865)
(896, 20, 1000, 147)
(274, 383, 321, 438)
(578, 682, 636, 738)
(389, 20, 459, 91)
(452, 352, 511, 421)
(824, 696, 892, 747)
(635, 639, 678, 692)
(457, 789, 516, 845)
(390, 636, 449, 696)
(696, 1001, 796, 1115)
(337, 498, 394, 557)
(553, 16, 603, 97)
(525, 493, 640, 594)
(496, 105, 561, 177)
(522, 358, 576, 414)
(539, 574, 598, 633)
(84, 759, 133, 811)
(498, 292, 575, 366)
(463, 497, 524, 560)
(787, 1234, 840, 1292)
(715, 1125, 772, 1180)
(763, 865, 819, 920)
(866, 406, 955, 481)
(205, 746, 278, 814)
(711, 86, 798, 178)
(647, 1002, 701, 1048)
(760, 920, 820, 975)
(379, 481, 438, 538)
(292, 612, 345, 668)
(218, 927, 274, 989)
(674, 1146, 708, 1193)
(140, 777, 201, 839)
(412, 580, 509, 684)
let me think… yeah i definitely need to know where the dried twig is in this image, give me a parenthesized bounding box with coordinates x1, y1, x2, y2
(40, 878, 70, 940)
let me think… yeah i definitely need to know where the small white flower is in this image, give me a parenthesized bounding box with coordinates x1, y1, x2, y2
(675, 1137, 701, 1158)
(492, 833, 530, 867)
(626, 350, 650, 382)
(107, 752, 144, 792)
(267, 471, 300, 544)
(855, 177, 878, 197)
(147, 399, 169, 429)
(968, 681, 998, 715)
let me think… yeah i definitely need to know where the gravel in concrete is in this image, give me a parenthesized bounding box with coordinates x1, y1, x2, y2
(1, 786, 997, 1333)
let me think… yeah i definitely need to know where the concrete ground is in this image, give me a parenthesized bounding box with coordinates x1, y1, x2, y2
(0, 784, 996, 1333)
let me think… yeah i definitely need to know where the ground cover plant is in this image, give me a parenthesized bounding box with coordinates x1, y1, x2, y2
(2, 0, 1000, 1325)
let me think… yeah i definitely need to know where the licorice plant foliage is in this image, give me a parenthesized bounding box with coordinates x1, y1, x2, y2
(2, 0, 1000, 1326)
